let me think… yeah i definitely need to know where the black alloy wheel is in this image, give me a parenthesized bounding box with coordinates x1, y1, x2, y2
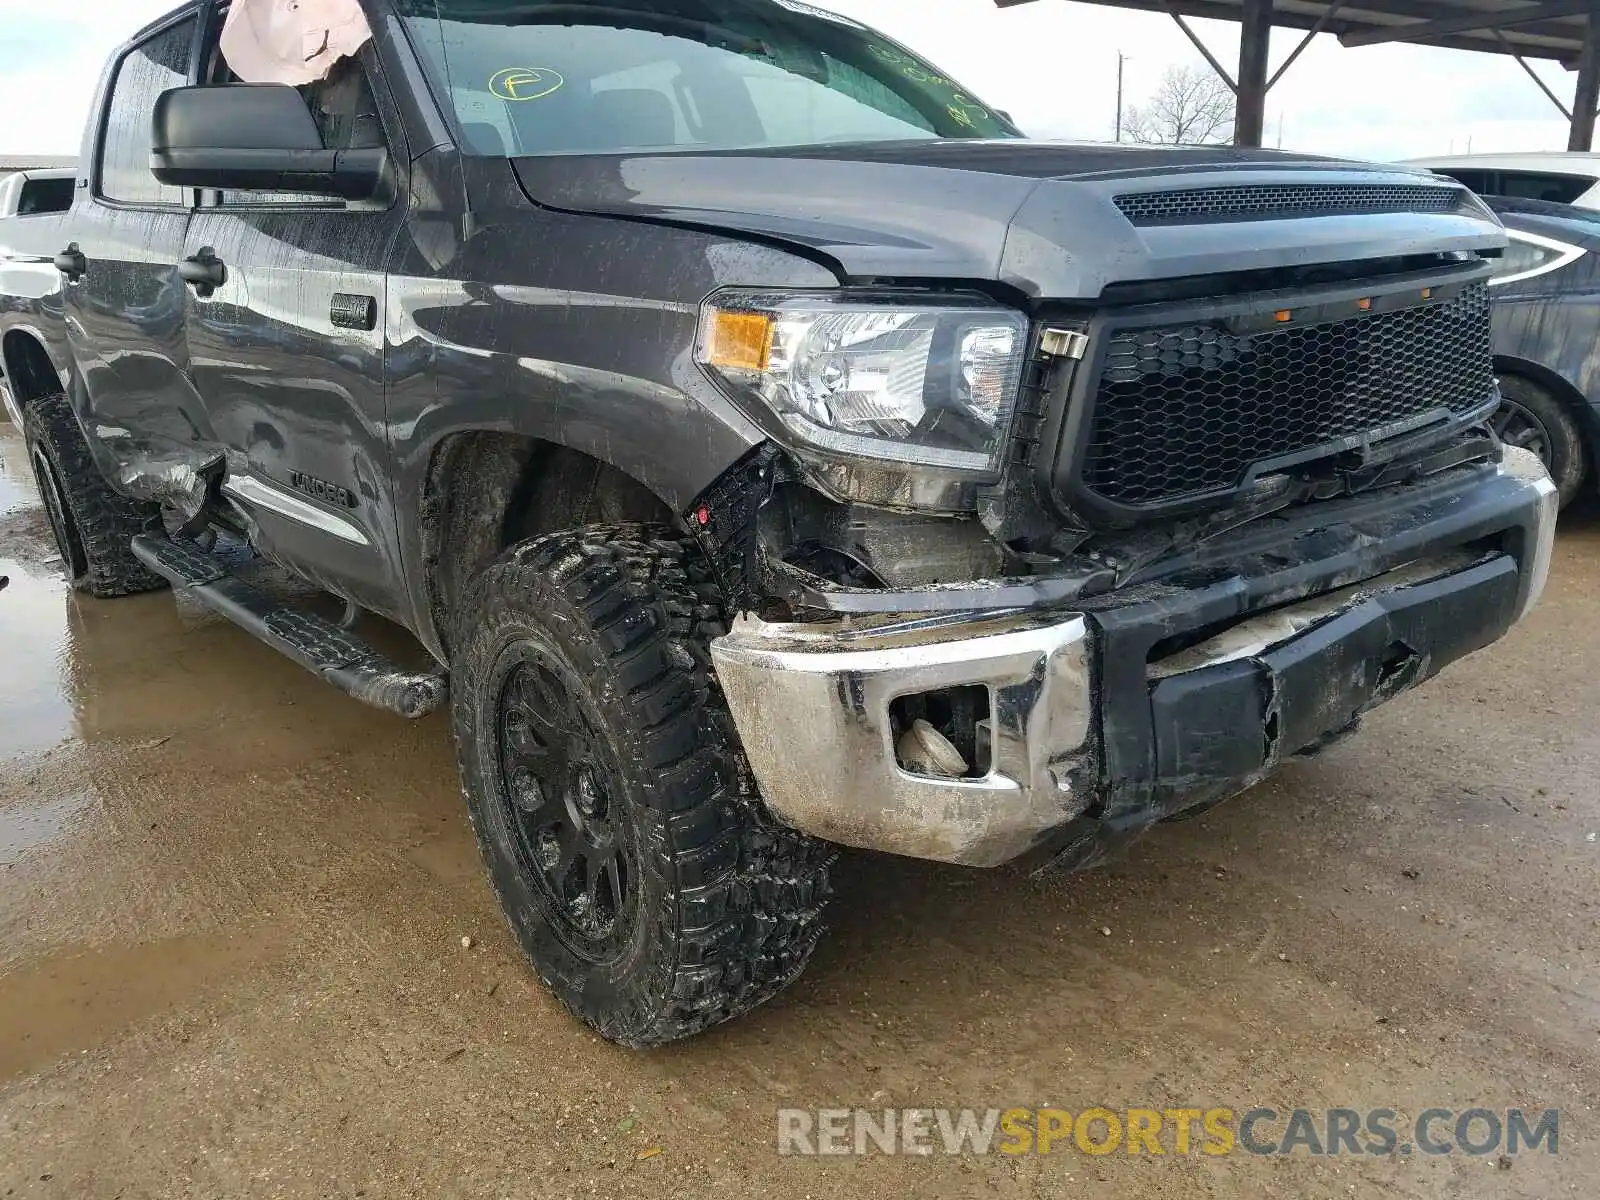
(493, 644, 639, 962)
(1490, 395, 1553, 465)
(31, 440, 87, 580)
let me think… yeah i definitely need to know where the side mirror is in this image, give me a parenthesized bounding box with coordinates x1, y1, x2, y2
(151, 83, 387, 201)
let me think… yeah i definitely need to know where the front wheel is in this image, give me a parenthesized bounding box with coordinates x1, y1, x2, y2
(449, 525, 833, 1047)
(1493, 375, 1588, 509)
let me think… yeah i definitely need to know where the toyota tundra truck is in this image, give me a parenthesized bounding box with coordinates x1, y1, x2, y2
(0, 0, 1556, 1046)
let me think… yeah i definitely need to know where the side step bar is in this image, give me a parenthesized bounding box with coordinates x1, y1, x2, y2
(131, 535, 446, 719)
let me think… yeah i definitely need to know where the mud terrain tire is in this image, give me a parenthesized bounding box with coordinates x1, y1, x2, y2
(22, 394, 166, 597)
(450, 524, 833, 1047)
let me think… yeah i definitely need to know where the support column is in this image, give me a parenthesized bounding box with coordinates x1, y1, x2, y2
(1570, 11, 1600, 151)
(1236, 0, 1272, 146)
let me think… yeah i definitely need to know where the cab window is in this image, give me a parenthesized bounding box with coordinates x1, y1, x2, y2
(18, 177, 75, 216)
(1433, 168, 1491, 195)
(1495, 172, 1594, 206)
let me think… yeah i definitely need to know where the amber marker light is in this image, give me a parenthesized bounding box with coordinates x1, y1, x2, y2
(706, 310, 775, 371)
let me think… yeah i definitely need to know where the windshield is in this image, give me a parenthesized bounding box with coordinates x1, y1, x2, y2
(396, 0, 1021, 157)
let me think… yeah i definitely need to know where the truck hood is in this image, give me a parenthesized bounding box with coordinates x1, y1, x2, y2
(512, 140, 1506, 299)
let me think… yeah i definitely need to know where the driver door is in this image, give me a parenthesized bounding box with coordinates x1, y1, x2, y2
(179, 41, 412, 619)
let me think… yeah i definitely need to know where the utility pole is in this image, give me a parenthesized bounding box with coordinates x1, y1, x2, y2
(1115, 51, 1128, 142)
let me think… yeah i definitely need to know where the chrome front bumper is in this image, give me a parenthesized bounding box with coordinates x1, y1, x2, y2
(711, 448, 1559, 869)
(712, 611, 1096, 867)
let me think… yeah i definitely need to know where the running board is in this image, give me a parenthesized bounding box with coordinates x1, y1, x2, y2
(131, 535, 446, 719)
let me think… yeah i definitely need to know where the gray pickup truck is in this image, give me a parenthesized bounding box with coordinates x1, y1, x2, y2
(0, 0, 1556, 1046)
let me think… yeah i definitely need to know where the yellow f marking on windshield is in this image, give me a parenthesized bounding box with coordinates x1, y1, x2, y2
(489, 67, 565, 102)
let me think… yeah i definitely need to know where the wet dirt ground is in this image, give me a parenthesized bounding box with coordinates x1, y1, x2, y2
(0, 418, 1595, 1199)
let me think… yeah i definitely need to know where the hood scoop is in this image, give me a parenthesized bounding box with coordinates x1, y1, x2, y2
(1113, 181, 1469, 226)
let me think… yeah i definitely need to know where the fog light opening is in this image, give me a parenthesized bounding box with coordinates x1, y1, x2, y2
(890, 686, 992, 779)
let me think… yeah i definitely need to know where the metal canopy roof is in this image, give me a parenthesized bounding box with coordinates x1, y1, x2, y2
(997, 0, 1596, 63)
(996, 0, 1600, 147)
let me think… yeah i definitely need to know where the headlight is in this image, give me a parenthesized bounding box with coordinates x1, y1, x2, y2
(1486, 229, 1585, 288)
(695, 291, 1029, 474)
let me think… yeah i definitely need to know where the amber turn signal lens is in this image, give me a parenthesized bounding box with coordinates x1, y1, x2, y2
(706, 310, 774, 371)
(1357, 297, 1372, 311)
(1274, 310, 1293, 323)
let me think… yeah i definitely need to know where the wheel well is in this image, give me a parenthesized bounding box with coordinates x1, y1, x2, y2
(420, 433, 676, 652)
(1494, 355, 1599, 474)
(1, 332, 63, 412)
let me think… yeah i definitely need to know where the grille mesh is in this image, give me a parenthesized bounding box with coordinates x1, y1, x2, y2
(1079, 283, 1495, 509)
(1114, 183, 1462, 225)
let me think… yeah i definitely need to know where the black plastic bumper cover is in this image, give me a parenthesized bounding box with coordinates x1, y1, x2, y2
(1147, 553, 1515, 802)
(1039, 459, 1551, 872)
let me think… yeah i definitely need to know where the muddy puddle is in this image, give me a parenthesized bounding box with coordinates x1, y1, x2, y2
(0, 427, 77, 762)
(0, 424, 35, 516)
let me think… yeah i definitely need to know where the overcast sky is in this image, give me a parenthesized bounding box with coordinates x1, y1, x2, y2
(0, 0, 1575, 160)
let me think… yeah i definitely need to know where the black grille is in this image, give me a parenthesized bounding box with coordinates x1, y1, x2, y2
(1114, 183, 1462, 225)
(1078, 283, 1494, 510)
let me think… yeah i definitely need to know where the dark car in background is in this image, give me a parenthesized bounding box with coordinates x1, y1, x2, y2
(1485, 195, 1600, 507)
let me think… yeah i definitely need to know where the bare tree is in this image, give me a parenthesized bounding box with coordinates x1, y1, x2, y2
(1123, 65, 1236, 145)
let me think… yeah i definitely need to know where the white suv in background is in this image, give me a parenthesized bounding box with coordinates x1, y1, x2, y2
(1407, 152, 1600, 209)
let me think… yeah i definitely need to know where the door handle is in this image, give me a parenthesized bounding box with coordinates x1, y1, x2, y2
(178, 247, 227, 298)
(54, 243, 87, 282)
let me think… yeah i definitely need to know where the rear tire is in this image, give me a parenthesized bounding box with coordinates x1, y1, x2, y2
(21, 394, 166, 597)
(1493, 375, 1587, 509)
(449, 524, 833, 1047)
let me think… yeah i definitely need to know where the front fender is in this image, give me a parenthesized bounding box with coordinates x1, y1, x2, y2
(383, 184, 837, 649)
(391, 277, 770, 512)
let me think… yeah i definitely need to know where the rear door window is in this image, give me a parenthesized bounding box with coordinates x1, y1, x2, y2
(97, 19, 196, 207)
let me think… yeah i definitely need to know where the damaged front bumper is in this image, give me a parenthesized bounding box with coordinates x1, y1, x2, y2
(710, 448, 1558, 869)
